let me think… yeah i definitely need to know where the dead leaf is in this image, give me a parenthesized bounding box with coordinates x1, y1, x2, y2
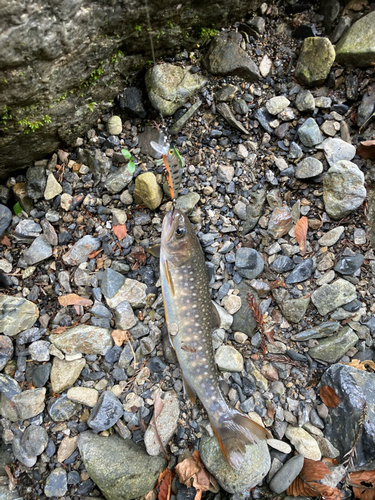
(153, 391, 165, 421)
(287, 458, 343, 499)
(50, 326, 68, 335)
(88, 249, 103, 259)
(157, 468, 173, 500)
(346, 359, 375, 372)
(295, 216, 308, 253)
(0, 236, 11, 247)
(113, 224, 127, 240)
(320, 386, 340, 408)
(349, 469, 375, 500)
(264, 328, 276, 347)
(58, 294, 93, 307)
(112, 329, 130, 347)
(127, 247, 147, 267)
(357, 140, 375, 160)
(175, 451, 218, 500)
(96, 256, 104, 269)
(269, 278, 286, 289)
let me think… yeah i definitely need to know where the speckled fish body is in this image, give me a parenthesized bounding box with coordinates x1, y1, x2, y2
(159, 209, 270, 469)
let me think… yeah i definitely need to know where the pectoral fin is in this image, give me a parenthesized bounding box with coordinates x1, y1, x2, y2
(147, 244, 161, 257)
(162, 260, 175, 296)
(211, 302, 221, 329)
(182, 373, 196, 404)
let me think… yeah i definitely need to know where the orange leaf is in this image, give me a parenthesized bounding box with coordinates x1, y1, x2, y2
(113, 224, 127, 240)
(287, 459, 343, 499)
(357, 140, 375, 160)
(158, 468, 173, 500)
(320, 386, 340, 408)
(295, 216, 308, 253)
(111, 329, 129, 347)
(50, 326, 68, 335)
(349, 469, 375, 500)
(269, 278, 286, 289)
(175, 451, 218, 500)
(346, 359, 375, 372)
(96, 256, 104, 269)
(58, 294, 93, 307)
(88, 249, 103, 259)
(0, 236, 11, 247)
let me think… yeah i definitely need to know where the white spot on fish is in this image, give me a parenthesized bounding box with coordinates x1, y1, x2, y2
(169, 323, 178, 336)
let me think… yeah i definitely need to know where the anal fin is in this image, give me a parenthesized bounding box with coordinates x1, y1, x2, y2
(211, 301, 221, 330)
(182, 374, 196, 404)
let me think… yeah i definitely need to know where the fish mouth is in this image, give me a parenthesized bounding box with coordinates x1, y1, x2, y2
(162, 208, 181, 242)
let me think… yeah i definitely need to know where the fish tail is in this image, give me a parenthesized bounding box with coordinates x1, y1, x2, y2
(210, 408, 271, 470)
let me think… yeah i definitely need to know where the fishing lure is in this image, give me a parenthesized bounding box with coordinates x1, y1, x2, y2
(151, 138, 184, 202)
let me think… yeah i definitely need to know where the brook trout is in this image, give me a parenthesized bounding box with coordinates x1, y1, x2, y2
(155, 209, 270, 469)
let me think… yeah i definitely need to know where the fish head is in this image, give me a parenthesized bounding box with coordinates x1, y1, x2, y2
(161, 209, 196, 266)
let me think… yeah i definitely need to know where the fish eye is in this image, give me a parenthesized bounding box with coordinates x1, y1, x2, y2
(169, 149, 174, 155)
(176, 227, 186, 238)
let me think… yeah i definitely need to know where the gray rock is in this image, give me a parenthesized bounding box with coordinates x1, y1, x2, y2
(298, 118, 323, 147)
(51, 324, 113, 355)
(232, 282, 257, 337)
(32, 362, 51, 388)
(45, 468, 67, 498)
(266, 96, 290, 115)
(323, 160, 366, 220)
(0, 335, 13, 371)
(145, 63, 207, 116)
(204, 31, 260, 81)
(175, 192, 200, 215)
(23, 235, 52, 265)
(119, 88, 147, 119)
(285, 259, 313, 284)
(215, 84, 238, 102)
(63, 235, 101, 266)
(0, 486, 20, 500)
(285, 426, 321, 460)
(268, 207, 293, 239)
(48, 394, 82, 422)
(215, 345, 244, 372)
(295, 89, 315, 112)
(21, 424, 48, 457)
(282, 297, 310, 324)
(78, 431, 164, 500)
(217, 165, 234, 183)
(314, 436, 340, 459)
(12, 388, 46, 420)
(243, 188, 266, 235)
(318, 226, 345, 247)
(26, 166, 47, 200)
(0, 205, 12, 237)
(12, 436, 37, 467)
(269, 454, 304, 494)
(334, 254, 364, 275)
(321, 363, 375, 468)
(289, 141, 303, 160)
(107, 116, 122, 135)
(15, 219, 42, 239)
(105, 166, 133, 194)
(331, 16, 352, 44)
(101, 268, 125, 299)
(233, 98, 249, 115)
(321, 138, 356, 167)
(0, 374, 22, 399)
(216, 102, 250, 135)
(271, 256, 294, 273)
(295, 157, 323, 179)
(199, 435, 270, 493)
(295, 37, 335, 86)
(29, 340, 50, 362)
(311, 278, 357, 316)
(115, 300, 137, 330)
(87, 391, 124, 432)
(336, 11, 375, 67)
(138, 126, 164, 159)
(309, 326, 358, 362)
(51, 357, 86, 393)
(106, 278, 147, 309)
(235, 248, 264, 280)
(292, 321, 340, 341)
(357, 82, 375, 128)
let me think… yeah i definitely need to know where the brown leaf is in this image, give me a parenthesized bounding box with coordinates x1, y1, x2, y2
(88, 249, 103, 259)
(269, 278, 286, 289)
(295, 216, 308, 253)
(175, 451, 218, 500)
(112, 329, 129, 347)
(349, 469, 375, 500)
(0, 235, 11, 247)
(346, 359, 375, 372)
(264, 328, 276, 347)
(58, 294, 93, 307)
(127, 247, 147, 266)
(287, 459, 343, 499)
(50, 326, 68, 335)
(158, 468, 173, 500)
(357, 140, 375, 160)
(96, 256, 104, 270)
(320, 386, 340, 408)
(113, 224, 127, 240)
(153, 391, 165, 421)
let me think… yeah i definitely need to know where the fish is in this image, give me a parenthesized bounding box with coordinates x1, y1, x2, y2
(150, 209, 271, 469)
(150, 140, 183, 201)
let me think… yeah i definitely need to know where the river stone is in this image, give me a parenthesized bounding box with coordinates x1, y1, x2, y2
(144, 391, 180, 456)
(318, 226, 344, 247)
(266, 96, 290, 115)
(115, 300, 137, 330)
(21, 424, 48, 457)
(323, 160, 366, 220)
(105, 166, 133, 194)
(285, 426, 321, 460)
(282, 297, 310, 324)
(0, 296, 39, 336)
(309, 326, 358, 363)
(106, 278, 148, 309)
(298, 117, 323, 147)
(199, 435, 270, 493)
(292, 321, 340, 341)
(79, 431, 164, 500)
(235, 248, 264, 280)
(0, 393, 18, 422)
(32, 362, 51, 388)
(295, 37, 335, 86)
(336, 11, 375, 67)
(26, 166, 47, 200)
(145, 63, 207, 116)
(269, 454, 304, 494)
(320, 138, 356, 167)
(51, 357, 86, 393)
(321, 363, 375, 469)
(67, 387, 99, 407)
(44, 172, 62, 200)
(23, 234, 52, 265)
(0, 374, 21, 399)
(334, 254, 364, 275)
(285, 258, 313, 284)
(48, 394, 82, 422)
(51, 325, 113, 355)
(295, 157, 323, 178)
(0, 205, 12, 237)
(268, 207, 293, 238)
(134, 172, 163, 210)
(204, 31, 260, 81)
(243, 188, 266, 235)
(12, 388, 46, 420)
(231, 282, 257, 337)
(175, 192, 200, 215)
(63, 235, 101, 266)
(215, 345, 244, 372)
(45, 468, 67, 498)
(271, 255, 294, 273)
(0, 336, 13, 371)
(87, 391, 124, 432)
(101, 268, 125, 299)
(12, 436, 37, 467)
(29, 340, 50, 362)
(311, 279, 357, 316)
(295, 89, 315, 112)
(107, 116, 122, 135)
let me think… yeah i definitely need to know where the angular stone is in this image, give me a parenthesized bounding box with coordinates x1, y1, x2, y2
(0, 296, 39, 336)
(215, 345, 244, 372)
(295, 37, 335, 87)
(309, 326, 358, 363)
(12, 388, 46, 420)
(51, 357, 86, 393)
(282, 297, 310, 324)
(44, 172, 62, 200)
(0, 205, 12, 237)
(268, 207, 293, 238)
(23, 235, 52, 265)
(106, 278, 147, 309)
(295, 89, 315, 112)
(271, 255, 294, 273)
(235, 248, 264, 280)
(243, 188, 266, 235)
(336, 11, 375, 67)
(26, 166, 47, 200)
(87, 391, 123, 432)
(298, 118, 323, 147)
(311, 278, 357, 316)
(285, 258, 313, 284)
(334, 254, 364, 275)
(67, 387, 99, 407)
(63, 235, 101, 266)
(318, 226, 345, 247)
(29, 340, 50, 362)
(295, 157, 323, 179)
(0, 374, 21, 399)
(45, 469, 67, 498)
(285, 426, 321, 460)
(292, 321, 340, 341)
(320, 138, 356, 167)
(134, 172, 163, 210)
(231, 282, 257, 337)
(101, 268, 125, 299)
(115, 300, 137, 330)
(175, 192, 200, 215)
(48, 394, 82, 422)
(21, 424, 48, 457)
(0, 336, 13, 371)
(105, 166, 133, 194)
(51, 325, 113, 355)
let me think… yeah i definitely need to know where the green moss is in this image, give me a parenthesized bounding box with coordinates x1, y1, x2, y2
(18, 114, 51, 134)
(134, 24, 142, 32)
(199, 27, 220, 41)
(166, 20, 173, 28)
(87, 102, 97, 112)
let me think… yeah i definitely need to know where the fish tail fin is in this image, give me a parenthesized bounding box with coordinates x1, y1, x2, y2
(210, 408, 271, 470)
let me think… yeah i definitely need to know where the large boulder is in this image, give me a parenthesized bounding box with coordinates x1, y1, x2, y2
(295, 37, 335, 87)
(336, 11, 375, 67)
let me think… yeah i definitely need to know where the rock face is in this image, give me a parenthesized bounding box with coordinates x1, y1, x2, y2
(0, 0, 260, 171)
(321, 364, 375, 469)
(336, 11, 375, 67)
(295, 37, 335, 87)
(78, 431, 165, 500)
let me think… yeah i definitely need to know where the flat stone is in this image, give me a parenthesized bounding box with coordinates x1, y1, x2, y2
(285, 426, 321, 460)
(0, 336, 13, 371)
(115, 300, 137, 330)
(222, 295, 242, 315)
(311, 278, 357, 316)
(44, 172, 62, 200)
(285, 258, 313, 284)
(215, 345, 244, 372)
(29, 340, 50, 362)
(15, 219, 42, 238)
(87, 391, 124, 432)
(0, 296, 39, 336)
(144, 391, 180, 455)
(267, 439, 292, 454)
(32, 363, 51, 388)
(295, 89, 315, 112)
(0, 374, 21, 399)
(266, 96, 290, 115)
(334, 254, 364, 275)
(119, 87, 146, 119)
(292, 321, 340, 340)
(314, 436, 340, 459)
(235, 248, 264, 280)
(48, 394, 82, 422)
(106, 278, 147, 309)
(51, 357, 86, 393)
(63, 235, 101, 266)
(320, 138, 356, 167)
(271, 255, 294, 273)
(105, 166, 133, 194)
(51, 325, 113, 355)
(23, 235, 52, 265)
(268, 207, 293, 238)
(45, 469, 67, 498)
(269, 454, 304, 494)
(231, 282, 257, 336)
(298, 118, 323, 147)
(78, 431, 165, 500)
(134, 172, 163, 210)
(282, 297, 310, 324)
(12, 436, 37, 467)
(101, 268, 125, 299)
(295, 37, 335, 87)
(57, 435, 79, 463)
(309, 326, 358, 363)
(215, 84, 238, 102)
(318, 226, 345, 246)
(175, 192, 200, 215)
(67, 387, 99, 407)
(354, 228, 367, 245)
(295, 157, 323, 178)
(336, 11, 375, 67)
(12, 388, 46, 420)
(21, 424, 48, 457)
